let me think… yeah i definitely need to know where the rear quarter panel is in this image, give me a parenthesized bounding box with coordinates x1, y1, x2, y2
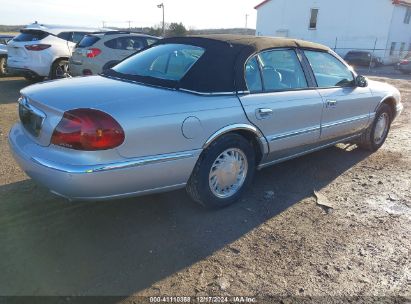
(100, 89, 250, 158)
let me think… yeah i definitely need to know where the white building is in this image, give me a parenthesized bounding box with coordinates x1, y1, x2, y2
(255, 0, 411, 63)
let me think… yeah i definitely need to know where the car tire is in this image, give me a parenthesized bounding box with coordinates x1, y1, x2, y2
(358, 103, 392, 152)
(0, 57, 6, 76)
(50, 58, 70, 79)
(186, 133, 255, 208)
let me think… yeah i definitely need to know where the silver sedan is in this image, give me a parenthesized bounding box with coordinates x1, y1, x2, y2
(9, 35, 403, 208)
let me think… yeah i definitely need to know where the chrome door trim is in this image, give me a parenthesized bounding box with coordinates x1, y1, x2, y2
(267, 125, 321, 142)
(31, 149, 202, 174)
(179, 88, 237, 96)
(258, 133, 361, 169)
(321, 113, 370, 129)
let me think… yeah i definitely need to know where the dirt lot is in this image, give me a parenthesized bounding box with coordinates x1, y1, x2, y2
(0, 72, 410, 302)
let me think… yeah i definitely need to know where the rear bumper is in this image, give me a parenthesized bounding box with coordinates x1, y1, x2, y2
(69, 59, 100, 77)
(9, 123, 201, 201)
(7, 60, 51, 77)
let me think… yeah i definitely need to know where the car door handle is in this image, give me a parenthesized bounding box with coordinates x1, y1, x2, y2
(326, 100, 337, 108)
(256, 108, 273, 120)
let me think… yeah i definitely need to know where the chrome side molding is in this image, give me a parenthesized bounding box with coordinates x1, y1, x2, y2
(31, 149, 202, 174)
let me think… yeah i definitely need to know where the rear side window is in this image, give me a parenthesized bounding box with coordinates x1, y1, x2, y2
(258, 49, 308, 91)
(13, 30, 49, 42)
(245, 56, 263, 93)
(57, 32, 72, 41)
(304, 50, 354, 87)
(104, 37, 146, 51)
(77, 35, 100, 47)
(113, 43, 205, 81)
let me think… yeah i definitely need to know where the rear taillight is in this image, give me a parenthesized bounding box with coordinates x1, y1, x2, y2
(86, 48, 101, 58)
(400, 59, 409, 65)
(51, 109, 125, 151)
(25, 44, 51, 51)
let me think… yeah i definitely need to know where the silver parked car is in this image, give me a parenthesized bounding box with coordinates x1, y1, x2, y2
(69, 31, 159, 76)
(9, 35, 403, 208)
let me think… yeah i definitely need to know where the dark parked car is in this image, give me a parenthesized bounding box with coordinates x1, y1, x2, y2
(344, 51, 382, 68)
(398, 58, 411, 74)
(0, 35, 14, 76)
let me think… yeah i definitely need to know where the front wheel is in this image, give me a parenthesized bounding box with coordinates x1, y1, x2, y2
(186, 134, 255, 208)
(358, 103, 392, 152)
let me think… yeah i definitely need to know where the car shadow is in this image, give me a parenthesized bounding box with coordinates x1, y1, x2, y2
(0, 143, 371, 297)
(0, 77, 32, 104)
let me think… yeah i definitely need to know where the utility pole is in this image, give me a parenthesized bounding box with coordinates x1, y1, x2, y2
(245, 14, 249, 29)
(102, 21, 106, 28)
(157, 3, 165, 37)
(126, 20, 132, 30)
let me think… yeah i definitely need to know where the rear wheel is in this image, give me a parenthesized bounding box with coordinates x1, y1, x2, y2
(0, 57, 6, 76)
(50, 59, 70, 79)
(186, 134, 255, 208)
(358, 103, 392, 152)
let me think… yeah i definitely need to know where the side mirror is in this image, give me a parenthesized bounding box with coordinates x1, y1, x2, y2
(355, 75, 368, 88)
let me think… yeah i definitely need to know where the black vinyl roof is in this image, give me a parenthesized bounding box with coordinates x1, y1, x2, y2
(105, 35, 330, 93)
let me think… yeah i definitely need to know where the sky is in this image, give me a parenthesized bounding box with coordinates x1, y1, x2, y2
(0, 0, 259, 29)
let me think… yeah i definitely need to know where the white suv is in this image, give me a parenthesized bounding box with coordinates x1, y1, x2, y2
(7, 23, 102, 81)
(69, 31, 159, 76)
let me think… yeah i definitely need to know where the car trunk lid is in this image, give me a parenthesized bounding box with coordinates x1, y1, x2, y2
(19, 75, 176, 147)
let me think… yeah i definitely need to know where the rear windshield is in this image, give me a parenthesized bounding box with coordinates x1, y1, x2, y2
(112, 43, 205, 81)
(13, 30, 49, 42)
(77, 35, 100, 47)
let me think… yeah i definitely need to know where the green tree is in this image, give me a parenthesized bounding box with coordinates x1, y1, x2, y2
(167, 22, 187, 37)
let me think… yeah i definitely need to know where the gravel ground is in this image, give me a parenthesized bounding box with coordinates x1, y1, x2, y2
(0, 74, 410, 303)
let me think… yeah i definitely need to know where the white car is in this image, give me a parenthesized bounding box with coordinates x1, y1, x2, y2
(70, 31, 159, 76)
(7, 23, 102, 81)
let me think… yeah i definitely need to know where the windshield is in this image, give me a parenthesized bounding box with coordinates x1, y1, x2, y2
(112, 43, 205, 81)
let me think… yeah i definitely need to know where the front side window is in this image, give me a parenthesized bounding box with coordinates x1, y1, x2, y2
(258, 49, 308, 91)
(309, 8, 319, 29)
(112, 43, 205, 81)
(304, 51, 354, 88)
